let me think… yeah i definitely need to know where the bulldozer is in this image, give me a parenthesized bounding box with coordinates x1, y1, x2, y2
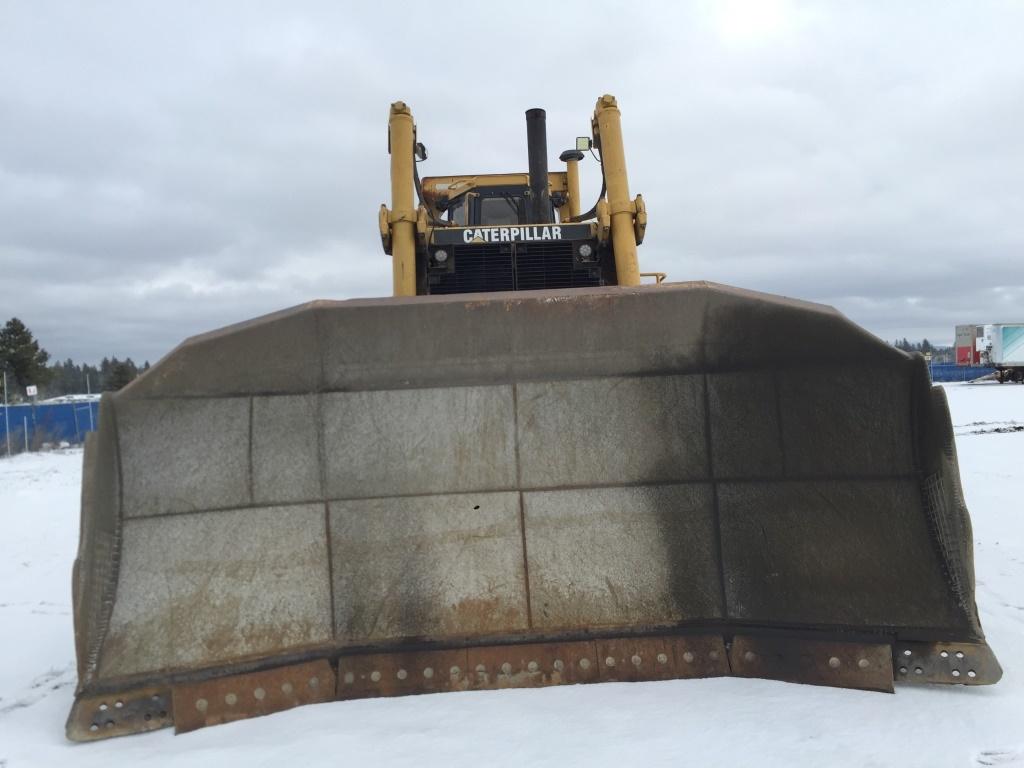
(67, 95, 1001, 742)
(379, 99, 649, 295)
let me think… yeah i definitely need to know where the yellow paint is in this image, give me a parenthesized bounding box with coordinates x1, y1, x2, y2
(593, 95, 640, 287)
(564, 156, 581, 220)
(388, 102, 417, 297)
(383, 95, 645, 293)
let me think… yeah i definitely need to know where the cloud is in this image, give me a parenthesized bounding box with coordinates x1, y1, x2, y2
(1, 1, 1022, 364)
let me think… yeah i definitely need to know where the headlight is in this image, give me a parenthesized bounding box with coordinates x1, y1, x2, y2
(433, 249, 449, 264)
(578, 243, 593, 258)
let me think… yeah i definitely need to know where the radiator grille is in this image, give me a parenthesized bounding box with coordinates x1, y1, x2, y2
(429, 242, 600, 294)
(430, 245, 514, 294)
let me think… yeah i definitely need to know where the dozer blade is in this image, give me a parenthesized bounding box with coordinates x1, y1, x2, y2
(67, 282, 1001, 741)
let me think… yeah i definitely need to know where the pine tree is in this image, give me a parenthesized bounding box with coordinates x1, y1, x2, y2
(0, 317, 52, 398)
(45, 358, 77, 396)
(107, 360, 137, 391)
(99, 357, 112, 391)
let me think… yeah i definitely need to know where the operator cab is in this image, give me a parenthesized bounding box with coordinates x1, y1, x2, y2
(444, 186, 560, 227)
(381, 102, 646, 296)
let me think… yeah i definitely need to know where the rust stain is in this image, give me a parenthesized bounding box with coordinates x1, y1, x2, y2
(74, 631, 914, 741)
(729, 635, 893, 693)
(893, 640, 1002, 686)
(442, 595, 528, 635)
(172, 659, 335, 734)
(335, 634, 730, 703)
(337, 648, 470, 700)
(66, 685, 172, 742)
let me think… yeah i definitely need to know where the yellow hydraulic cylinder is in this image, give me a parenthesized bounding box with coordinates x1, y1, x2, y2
(565, 155, 581, 219)
(388, 101, 417, 297)
(593, 94, 640, 287)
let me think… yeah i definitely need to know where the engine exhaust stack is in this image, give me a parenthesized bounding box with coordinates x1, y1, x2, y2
(526, 108, 553, 224)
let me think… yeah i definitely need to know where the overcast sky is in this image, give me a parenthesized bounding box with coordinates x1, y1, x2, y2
(2, 1, 1022, 364)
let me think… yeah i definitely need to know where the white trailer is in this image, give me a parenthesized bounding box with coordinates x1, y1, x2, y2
(979, 323, 1024, 383)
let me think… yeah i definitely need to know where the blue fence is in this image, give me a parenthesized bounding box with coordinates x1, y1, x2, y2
(0, 400, 100, 453)
(928, 363, 996, 383)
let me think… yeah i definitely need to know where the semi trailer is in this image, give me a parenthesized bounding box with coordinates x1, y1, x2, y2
(956, 323, 1024, 383)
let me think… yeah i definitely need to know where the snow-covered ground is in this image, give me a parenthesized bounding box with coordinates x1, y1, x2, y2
(0, 383, 1021, 767)
(37, 395, 101, 405)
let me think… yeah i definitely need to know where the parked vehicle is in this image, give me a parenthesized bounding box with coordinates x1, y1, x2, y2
(956, 323, 1024, 383)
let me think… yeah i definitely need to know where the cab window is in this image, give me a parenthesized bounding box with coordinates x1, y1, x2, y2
(479, 196, 522, 226)
(446, 198, 468, 226)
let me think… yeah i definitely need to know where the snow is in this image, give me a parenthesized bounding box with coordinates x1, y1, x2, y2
(37, 395, 101, 406)
(946, 382, 1024, 435)
(1, 385, 1022, 767)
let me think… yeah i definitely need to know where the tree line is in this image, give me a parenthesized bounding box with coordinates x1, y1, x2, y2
(47, 357, 151, 396)
(891, 338, 940, 354)
(1, 317, 148, 401)
(890, 338, 961, 363)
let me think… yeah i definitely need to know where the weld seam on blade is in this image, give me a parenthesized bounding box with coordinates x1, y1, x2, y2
(701, 372, 728, 618)
(511, 382, 533, 628)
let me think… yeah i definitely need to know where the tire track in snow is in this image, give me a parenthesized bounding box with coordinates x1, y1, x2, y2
(0, 663, 75, 717)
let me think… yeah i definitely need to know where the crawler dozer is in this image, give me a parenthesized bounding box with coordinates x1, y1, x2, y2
(68, 95, 1001, 741)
